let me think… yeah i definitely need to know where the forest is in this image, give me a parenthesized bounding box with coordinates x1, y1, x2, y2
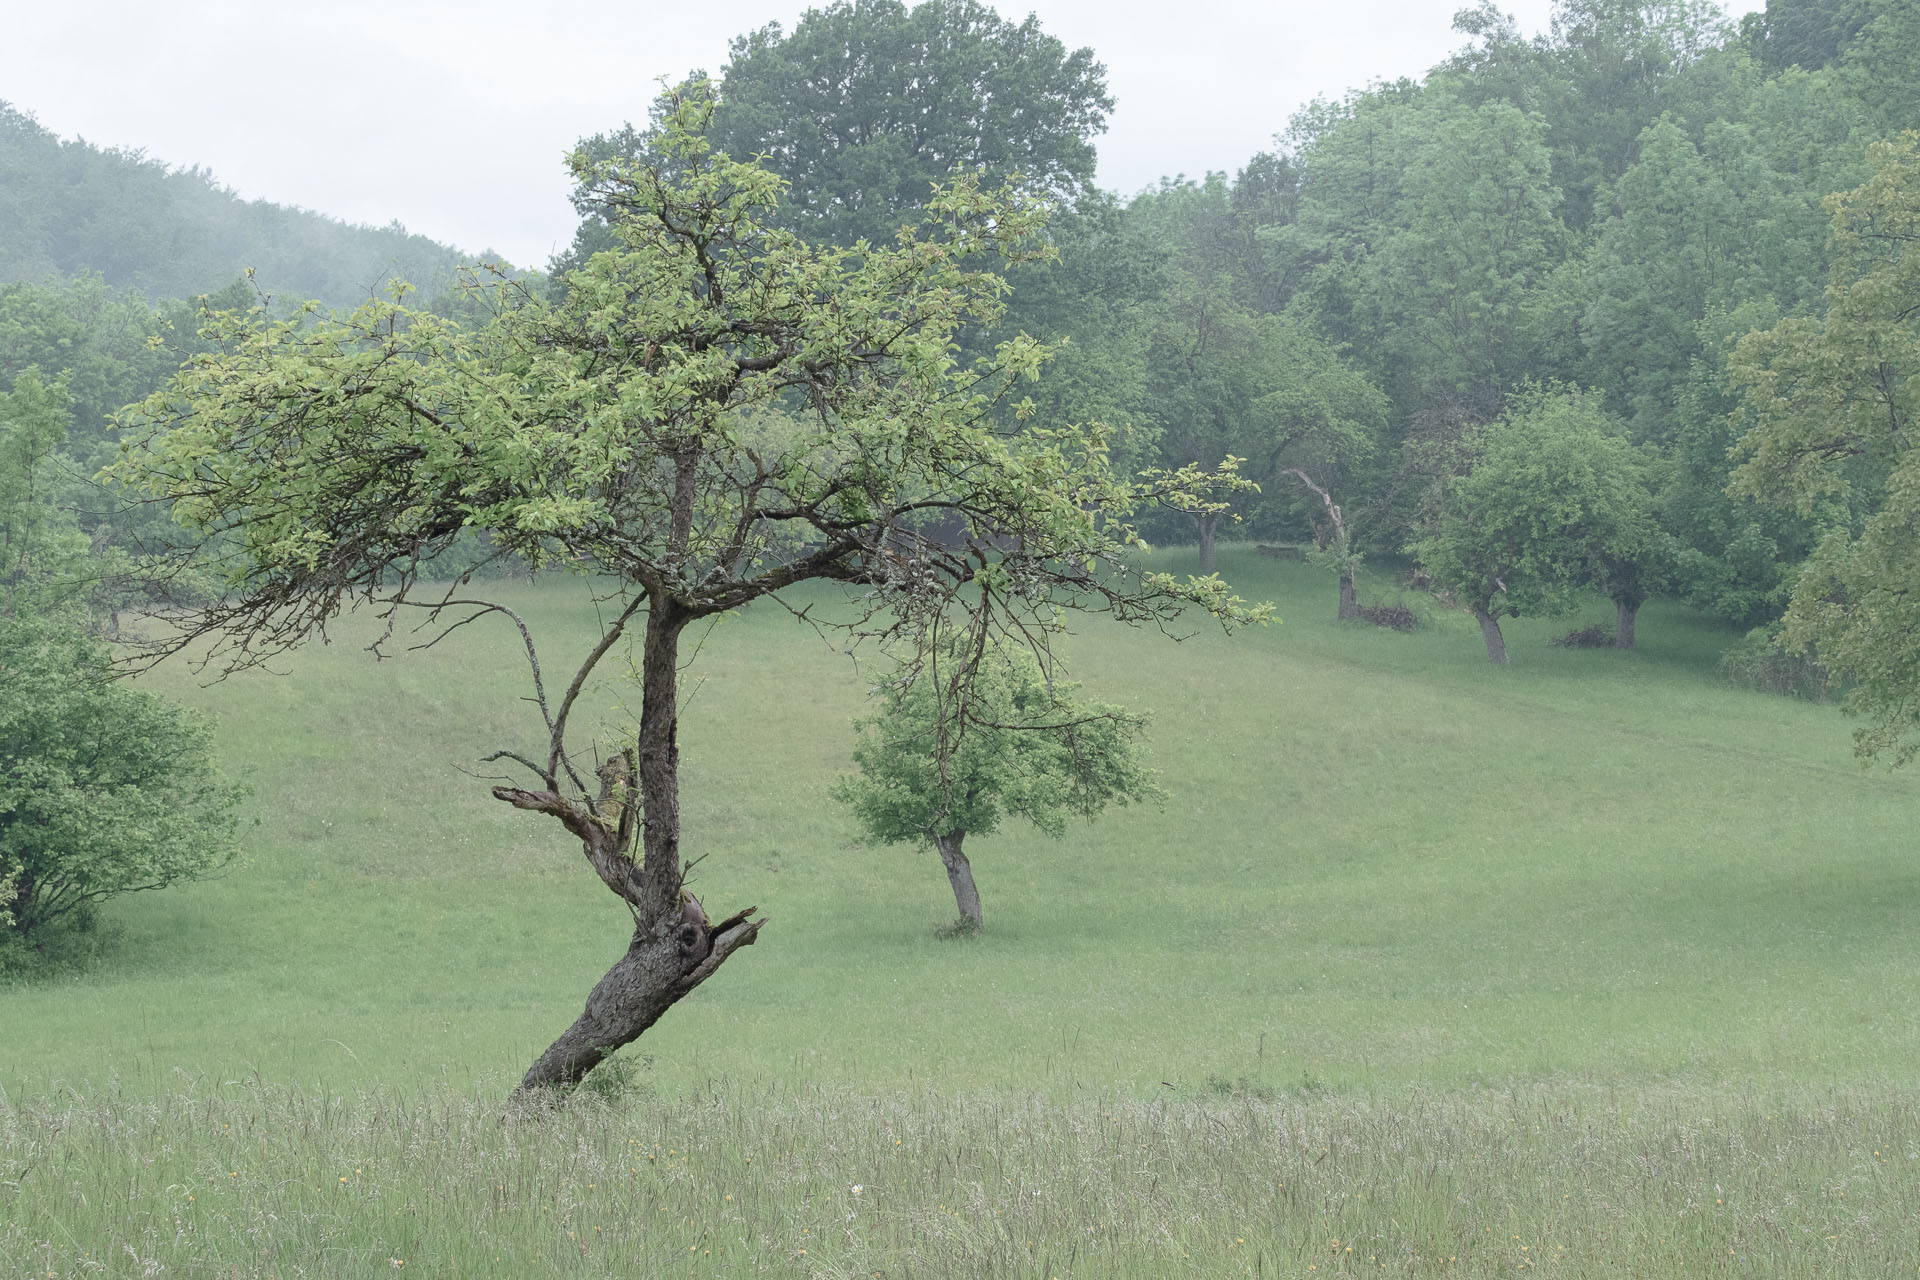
(5, 0, 1920, 1275)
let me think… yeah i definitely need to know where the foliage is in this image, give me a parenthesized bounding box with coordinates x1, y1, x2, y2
(0, 368, 240, 955)
(836, 637, 1157, 847)
(1729, 135, 1920, 762)
(0, 615, 243, 945)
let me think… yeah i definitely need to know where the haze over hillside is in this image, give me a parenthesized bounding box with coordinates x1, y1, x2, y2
(0, 102, 476, 309)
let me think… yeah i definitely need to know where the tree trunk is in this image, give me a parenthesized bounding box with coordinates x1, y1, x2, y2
(934, 830, 983, 929)
(1337, 569, 1359, 621)
(1194, 513, 1220, 574)
(501, 601, 763, 1098)
(1473, 607, 1509, 665)
(1613, 597, 1638, 650)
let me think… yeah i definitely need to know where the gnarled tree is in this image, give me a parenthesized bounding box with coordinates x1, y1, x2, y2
(112, 87, 1260, 1097)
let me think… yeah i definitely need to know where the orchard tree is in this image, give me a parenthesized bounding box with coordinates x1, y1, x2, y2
(1413, 386, 1654, 663)
(113, 88, 1260, 1097)
(835, 636, 1155, 932)
(1729, 135, 1920, 764)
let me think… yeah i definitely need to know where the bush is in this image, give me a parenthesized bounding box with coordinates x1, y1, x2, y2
(1354, 603, 1419, 631)
(1719, 625, 1833, 701)
(1551, 623, 1612, 648)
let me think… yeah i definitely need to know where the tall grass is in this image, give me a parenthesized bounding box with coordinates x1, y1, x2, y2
(5, 1079, 1915, 1277)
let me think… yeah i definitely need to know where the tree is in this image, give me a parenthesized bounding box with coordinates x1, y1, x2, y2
(835, 636, 1155, 932)
(0, 370, 240, 955)
(113, 88, 1262, 1096)
(1728, 135, 1920, 763)
(1139, 266, 1384, 572)
(712, 0, 1112, 246)
(0, 616, 243, 946)
(1412, 386, 1654, 663)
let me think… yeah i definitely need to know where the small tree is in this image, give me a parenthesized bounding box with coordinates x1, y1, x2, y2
(0, 616, 243, 945)
(835, 637, 1156, 932)
(114, 87, 1262, 1096)
(1412, 386, 1652, 664)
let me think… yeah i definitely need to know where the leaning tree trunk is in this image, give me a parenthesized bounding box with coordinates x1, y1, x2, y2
(1472, 607, 1510, 665)
(933, 830, 983, 930)
(1613, 597, 1639, 650)
(1194, 513, 1221, 574)
(496, 601, 762, 1098)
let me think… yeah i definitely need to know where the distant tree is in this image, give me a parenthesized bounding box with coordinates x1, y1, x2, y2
(1729, 135, 1920, 763)
(113, 89, 1262, 1096)
(835, 637, 1155, 932)
(712, 0, 1112, 245)
(1413, 386, 1654, 663)
(1142, 270, 1385, 572)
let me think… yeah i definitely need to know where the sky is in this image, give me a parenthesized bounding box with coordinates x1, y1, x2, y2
(5, 0, 1767, 270)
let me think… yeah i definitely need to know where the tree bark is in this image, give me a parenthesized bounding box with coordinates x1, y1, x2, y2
(934, 830, 983, 929)
(1194, 513, 1220, 574)
(502, 601, 764, 1098)
(1337, 570, 1359, 621)
(1473, 607, 1509, 665)
(1613, 597, 1638, 650)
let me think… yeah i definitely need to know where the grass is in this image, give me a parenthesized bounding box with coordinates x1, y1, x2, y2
(4, 546, 1919, 1274)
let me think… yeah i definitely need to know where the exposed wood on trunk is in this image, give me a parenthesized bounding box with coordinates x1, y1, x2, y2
(1282, 469, 1360, 620)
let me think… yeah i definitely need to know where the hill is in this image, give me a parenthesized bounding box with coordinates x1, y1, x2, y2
(0, 102, 475, 308)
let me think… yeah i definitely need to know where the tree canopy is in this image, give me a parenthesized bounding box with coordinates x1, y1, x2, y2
(713, 0, 1112, 246)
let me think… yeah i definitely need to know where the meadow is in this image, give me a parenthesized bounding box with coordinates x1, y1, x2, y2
(4, 549, 1918, 1277)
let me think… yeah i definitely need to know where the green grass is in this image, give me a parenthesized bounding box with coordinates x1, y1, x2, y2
(4, 546, 1918, 1275)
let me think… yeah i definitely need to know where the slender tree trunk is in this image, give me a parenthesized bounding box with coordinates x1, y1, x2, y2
(1613, 597, 1639, 650)
(934, 830, 982, 930)
(1194, 514, 1220, 574)
(504, 602, 763, 1098)
(1337, 570, 1359, 621)
(1473, 607, 1509, 665)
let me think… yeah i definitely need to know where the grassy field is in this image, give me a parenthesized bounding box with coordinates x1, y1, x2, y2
(4, 548, 1918, 1276)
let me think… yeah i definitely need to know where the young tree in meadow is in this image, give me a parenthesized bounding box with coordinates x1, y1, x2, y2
(835, 637, 1155, 932)
(112, 88, 1262, 1096)
(1729, 135, 1920, 764)
(1413, 386, 1655, 663)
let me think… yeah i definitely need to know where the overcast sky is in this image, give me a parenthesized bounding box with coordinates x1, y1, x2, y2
(6, 0, 1764, 269)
